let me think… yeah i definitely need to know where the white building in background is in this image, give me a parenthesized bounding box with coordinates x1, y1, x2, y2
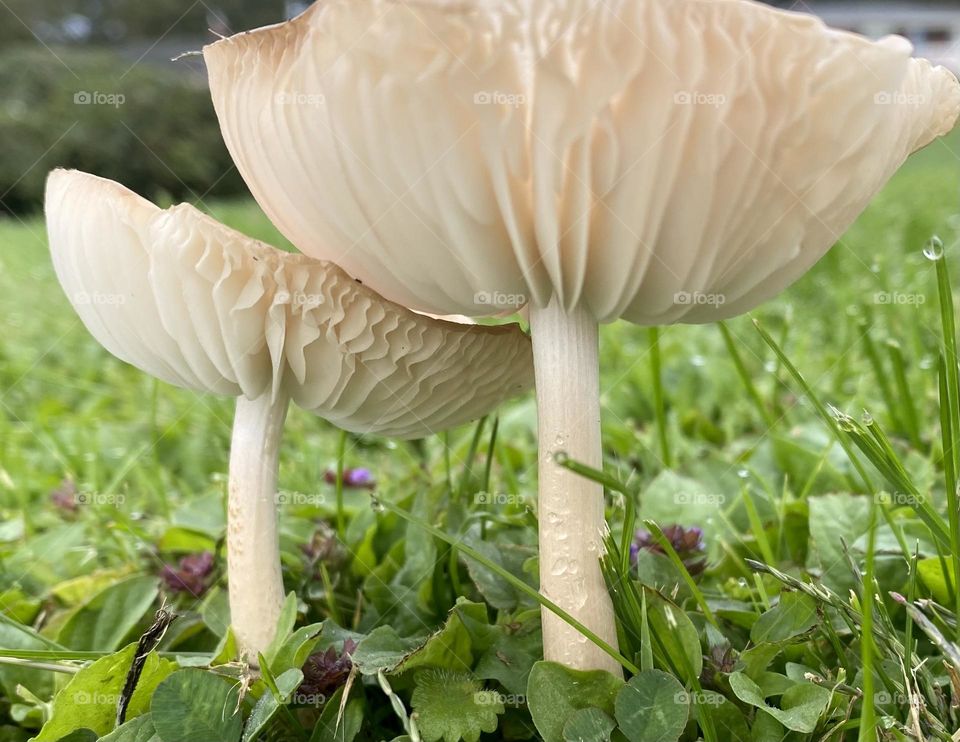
(787, 3, 960, 72)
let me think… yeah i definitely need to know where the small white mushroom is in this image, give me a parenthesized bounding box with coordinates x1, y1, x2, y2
(45, 169, 533, 659)
(204, 0, 960, 673)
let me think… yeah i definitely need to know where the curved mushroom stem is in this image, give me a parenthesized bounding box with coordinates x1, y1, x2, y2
(529, 297, 622, 676)
(228, 391, 290, 661)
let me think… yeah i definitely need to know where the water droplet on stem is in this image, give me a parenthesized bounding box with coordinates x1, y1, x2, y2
(924, 236, 944, 261)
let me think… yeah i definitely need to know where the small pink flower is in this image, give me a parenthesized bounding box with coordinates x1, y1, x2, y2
(298, 639, 357, 700)
(50, 479, 78, 513)
(631, 525, 707, 576)
(160, 551, 215, 595)
(323, 467, 375, 489)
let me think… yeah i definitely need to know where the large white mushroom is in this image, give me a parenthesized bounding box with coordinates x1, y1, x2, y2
(204, 0, 960, 673)
(45, 169, 533, 659)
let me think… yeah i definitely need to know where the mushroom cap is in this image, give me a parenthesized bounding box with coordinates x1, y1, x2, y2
(45, 169, 533, 438)
(204, 0, 960, 325)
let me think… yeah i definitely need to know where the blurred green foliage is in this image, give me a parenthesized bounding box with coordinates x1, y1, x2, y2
(0, 45, 246, 214)
(0, 0, 288, 44)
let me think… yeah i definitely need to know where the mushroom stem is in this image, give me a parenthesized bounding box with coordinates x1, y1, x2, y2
(227, 391, 290, 661)
(529, 297, 622, 676)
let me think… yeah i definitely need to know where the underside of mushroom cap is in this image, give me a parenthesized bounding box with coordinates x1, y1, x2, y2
(205, 0, 960, 326)
(45, 169, 533, 438)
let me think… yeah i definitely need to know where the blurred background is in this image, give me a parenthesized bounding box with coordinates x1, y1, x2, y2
(0, 0, 304, 215)
(0, 0, 957, 216)
(770, 1, 960, 72)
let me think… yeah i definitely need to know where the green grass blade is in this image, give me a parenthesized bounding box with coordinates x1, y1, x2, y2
(885, 339, 922, 449)
(905, 542, 920, 674)
(455, 416, 488, 502)
(335, 429, 347, 538)
(756, 318, 953, 551)
(718, 321, 775, 427)
(648, 327, 672, 468)
(376, 496, 639, 674)
(555, 453, 636, 498)
(753, 318, 874, 492)
(639, 590, 653, 672)
(642, 520, 718, 628)
(931, 239, 960, 638)
(858, 497, 878, 742)
(859, 319, 903, 434)
(740, 485, 776, 566)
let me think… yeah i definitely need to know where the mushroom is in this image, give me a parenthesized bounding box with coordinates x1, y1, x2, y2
(44, 169, 533, 659)
(203, 0, 960, 672)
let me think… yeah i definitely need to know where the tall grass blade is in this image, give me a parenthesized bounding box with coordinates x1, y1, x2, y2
(885, 339, 922, 448)
(718, 321, 775, 427)
(335, 429, 347, 537)
(642, 519, 718, 628)
(648, 327, 672, 468)
(859, 319, 903, 434)
(931, 237, 960, 638)
(753, 318, 874, 492)
(376, 496, 639, 674)
(858, 498, 878, 742)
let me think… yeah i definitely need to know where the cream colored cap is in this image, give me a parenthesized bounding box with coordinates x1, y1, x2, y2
(204, 0, 960, 325)
(45, 169, 533, 438)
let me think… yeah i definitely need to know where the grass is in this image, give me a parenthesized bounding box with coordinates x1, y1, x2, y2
(2, 129, 960, 740)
